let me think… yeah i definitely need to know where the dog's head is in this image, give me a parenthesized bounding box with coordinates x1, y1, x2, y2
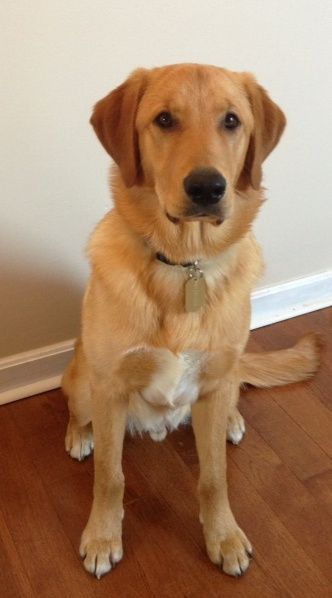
(91, 64, 285, 228)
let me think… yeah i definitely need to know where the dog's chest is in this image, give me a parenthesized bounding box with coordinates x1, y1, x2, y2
(125, 259, 237, 439)
(127, 351, 202, 439)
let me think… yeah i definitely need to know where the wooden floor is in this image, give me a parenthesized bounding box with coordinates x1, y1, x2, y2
(0, 309, 331, 598)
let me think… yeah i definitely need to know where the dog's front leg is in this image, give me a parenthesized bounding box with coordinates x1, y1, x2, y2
(192, 375, 253, 577)
(80, 375, 127, 579)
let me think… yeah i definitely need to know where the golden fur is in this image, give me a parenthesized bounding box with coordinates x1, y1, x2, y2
(62, 64, 321, 579)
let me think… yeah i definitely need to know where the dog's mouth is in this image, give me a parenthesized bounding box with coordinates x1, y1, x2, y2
(166, 212, 181, 224)
(166, 211, 224, 226)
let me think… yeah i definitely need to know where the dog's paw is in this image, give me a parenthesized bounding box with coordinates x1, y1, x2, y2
(79, 533, 123, 579)
(65, 421, 94, 461)
(142, 349, 187, 407)
(227, 408, 245, 445)
(205, 525, 253, 576)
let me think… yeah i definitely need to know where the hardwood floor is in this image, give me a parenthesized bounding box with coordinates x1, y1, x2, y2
(0, 308, 331, 597)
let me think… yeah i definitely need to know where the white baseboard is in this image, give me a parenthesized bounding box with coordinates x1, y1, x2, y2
(0, 340, 75, 405)
(251, 270, 332, 329)
(1, 270, 331, 405)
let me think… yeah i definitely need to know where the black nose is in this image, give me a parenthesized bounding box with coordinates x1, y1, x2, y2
(183, 168, 226, 205)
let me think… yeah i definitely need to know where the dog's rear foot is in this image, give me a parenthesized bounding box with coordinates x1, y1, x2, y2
(65, 421, 94, 461)
(227, 408, 245, 445)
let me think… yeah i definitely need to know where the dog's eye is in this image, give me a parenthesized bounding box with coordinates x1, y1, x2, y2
(154, 111, 176, 129)
(223, 112, 241, 131)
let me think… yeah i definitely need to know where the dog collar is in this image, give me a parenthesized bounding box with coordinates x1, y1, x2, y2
(155, 252, 206, 312)
(156, 252, 196, 268)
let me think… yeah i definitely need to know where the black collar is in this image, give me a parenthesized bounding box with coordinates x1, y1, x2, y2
(156, 252, 196, 268)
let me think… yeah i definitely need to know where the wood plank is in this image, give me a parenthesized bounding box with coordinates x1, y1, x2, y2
(304, 469, 332, 519)
(228, 421, 332, 582)
(125, 434, 286, 598)
(126, 431, 331, 597)
(270, 384, 332, 457)
(8, 391, 87, 487)
(0, 509, 34, 598)
(227, 463, 331, 597)
(240, 389, 331, 481)
(0, 407, 100, 598)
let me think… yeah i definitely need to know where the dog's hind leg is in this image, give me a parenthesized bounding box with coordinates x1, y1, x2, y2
(227, 406, 245, 445)
(226, 373, 245, 445)
(62, 339, 94, 461)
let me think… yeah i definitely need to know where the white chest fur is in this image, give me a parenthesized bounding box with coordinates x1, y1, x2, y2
(127, 350, 202, 441)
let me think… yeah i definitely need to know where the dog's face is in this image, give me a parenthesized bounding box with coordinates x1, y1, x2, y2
(91, 64, 285, 227)
(137, 66, 255, 225)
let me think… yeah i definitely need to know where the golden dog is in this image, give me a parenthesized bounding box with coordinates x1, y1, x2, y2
(62, 64, 321, 579)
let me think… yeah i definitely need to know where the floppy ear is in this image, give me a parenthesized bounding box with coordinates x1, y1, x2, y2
(90, 69, 147, 187)
(238, 73, 286, 190)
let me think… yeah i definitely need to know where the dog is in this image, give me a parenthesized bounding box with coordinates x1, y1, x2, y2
(62, 64, 321, 579)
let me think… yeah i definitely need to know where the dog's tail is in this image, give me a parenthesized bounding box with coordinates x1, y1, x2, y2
(239, 332, 323, 388)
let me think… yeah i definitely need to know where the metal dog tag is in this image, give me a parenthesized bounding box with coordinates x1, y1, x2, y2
(185, 262, 206, 312)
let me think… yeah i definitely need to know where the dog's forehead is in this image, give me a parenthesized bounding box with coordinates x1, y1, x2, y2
(140, 65, 248, 118)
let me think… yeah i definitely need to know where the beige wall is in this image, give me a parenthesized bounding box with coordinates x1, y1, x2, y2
(1, 1, 331, 358)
